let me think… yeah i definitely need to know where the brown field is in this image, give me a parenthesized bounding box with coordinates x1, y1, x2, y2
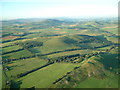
(103, 26, 118, 28)
(3, 36, 20, 40)
(55, 28, 61, 30)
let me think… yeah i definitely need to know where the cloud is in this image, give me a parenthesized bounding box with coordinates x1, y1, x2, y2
(1, 0, 118, 19)
(35, 5, 118, 17)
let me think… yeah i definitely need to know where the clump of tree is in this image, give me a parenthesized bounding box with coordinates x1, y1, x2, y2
(48, 52, 104, 64)
(16, 41, 43, 49)
(63, 37, 77, 44)
(10, 80, 22, 88)
(49, 54, 81, 63)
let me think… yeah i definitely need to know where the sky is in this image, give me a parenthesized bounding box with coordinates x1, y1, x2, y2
(0, 0, 119, 20)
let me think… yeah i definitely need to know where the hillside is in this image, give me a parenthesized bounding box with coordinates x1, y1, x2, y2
(53, 55, 118, 88)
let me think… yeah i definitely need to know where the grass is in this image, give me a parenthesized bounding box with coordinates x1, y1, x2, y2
(46, 45, 114, 58)
(31, 34, 110, 55)
(2, 39, 26, 48)
(0, 65, 2, 89)
(2, 66, 10, 88)
(47, 49, 99, 58)
(105, 36, 118, 43)
(77, 29, 109, 36)
(18, 63, 80, 88)
(100, 53, 118, 70)
(75, 71, 118, 88)
(2, 45, 23, 54)
(30, 37, 51, 42)
(32, 36, 79, 54)
(22, 34, 40, 39)
(2, 49, 33, 60)
(101, 28, 118, 35)
(52, 55, 106, 88)
(2, 37, 41, 48)
(98, 46, 113, 50)
(2, 41, 16, 47)
(6, 57, 48, 78)
(2, 72, 7, 89)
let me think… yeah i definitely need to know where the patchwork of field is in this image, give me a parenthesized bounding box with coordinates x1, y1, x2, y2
(31, 36, 79, 54)
(2, 18, 118, 88)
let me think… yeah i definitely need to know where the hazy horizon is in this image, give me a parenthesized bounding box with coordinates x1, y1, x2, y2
(1, 0, 119, 20)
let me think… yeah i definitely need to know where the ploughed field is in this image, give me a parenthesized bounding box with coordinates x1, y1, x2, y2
(1, 18, 119, 88)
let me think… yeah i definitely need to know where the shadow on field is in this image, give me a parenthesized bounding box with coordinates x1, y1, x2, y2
(10, 80, 22, 88)
(100, 54, 118, 70)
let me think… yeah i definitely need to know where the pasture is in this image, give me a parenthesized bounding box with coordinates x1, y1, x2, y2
(75, 71, 118, 88)
(18, 63, 80, 88)
(2, 49, 33, 60)
(6, 57, 48, 78)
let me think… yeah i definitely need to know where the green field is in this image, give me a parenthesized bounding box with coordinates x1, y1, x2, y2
(101, 27, 118, 35)
(18, 63, 80, 88)
(100, 53, 118, 71)
(2, 45, 23, 54)
(47, 49, 99, 58)
(6, 57, 48, 78)
(2, 72, 7, 89)
(0, 65, 2, 89)
(52, 55, 118, 88)
(75, 71, 118, 88)
(2, 49, 33, 60)
(32, 36, 79, 54)
(2, 41, 16, 47)
(106, 36, 118, 43)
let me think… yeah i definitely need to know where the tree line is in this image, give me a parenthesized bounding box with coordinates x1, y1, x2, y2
(15, 41, 43, 49)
